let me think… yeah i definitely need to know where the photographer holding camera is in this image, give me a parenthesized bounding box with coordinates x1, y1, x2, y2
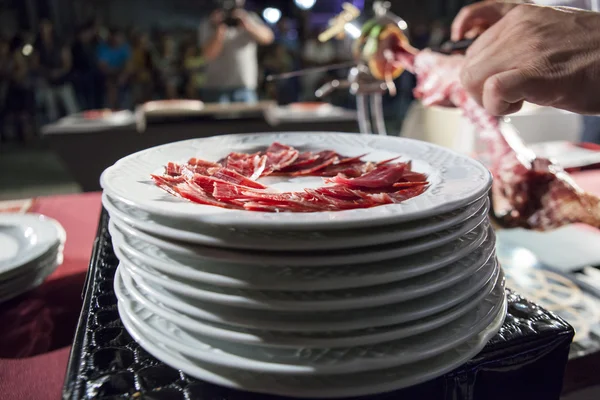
(199, 0, 274, 104)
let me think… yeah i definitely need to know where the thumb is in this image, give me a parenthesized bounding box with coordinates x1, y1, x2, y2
(482, 69, 532, 116)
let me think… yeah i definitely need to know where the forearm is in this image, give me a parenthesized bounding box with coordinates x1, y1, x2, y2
(244, 21, 274, 45)
(202, 32, 226, 60)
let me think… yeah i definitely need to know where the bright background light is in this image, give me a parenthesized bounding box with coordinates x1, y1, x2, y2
(263, 7, 282, 24)
(294, 0, 317, 10)
(344, 23, 361, 39)
(22, 44, 33, 56)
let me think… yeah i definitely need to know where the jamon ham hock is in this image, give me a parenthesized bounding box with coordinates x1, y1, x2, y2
(152, 143, 428, 213)
(387, 42, 600, 230)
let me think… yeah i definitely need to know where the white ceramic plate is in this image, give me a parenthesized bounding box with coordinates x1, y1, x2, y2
(103, 191, 488, 250)
(120, 275, 505, 375)
(112, 220, 492, 291)
(115, 263, 502, 348)
(0, 214, 64, 275)
(0, 251, 64, 303)
(108, 212, 489, 268)
(0, 220, 65, 283)
(118, 292, 506, 398)
(118, 259, 499, 332)
(115, 226, 494, 294)
(0, 246, 60, 288)
(119, 240, 496, 311)
(100, 133, 491, 230)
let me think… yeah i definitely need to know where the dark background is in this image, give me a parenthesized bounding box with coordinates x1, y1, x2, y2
(1, 0, 476, 37)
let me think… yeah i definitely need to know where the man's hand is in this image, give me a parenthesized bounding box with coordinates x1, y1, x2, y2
(461, 5, 600, 116)
(233, 8, 274, 45)
(210, 10, 225, 27)
(203, 10, 228, 60)
(451, 1, 519, 41)
(232, 9, 250, 29)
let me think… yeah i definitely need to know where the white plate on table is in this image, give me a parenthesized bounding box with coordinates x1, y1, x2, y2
(0, 246, 60, 288)
(115, 263, 503, 348)
(0, 214, 64, 276)
(0, 221, 65, 283)
(102, 192, 488, 251)
(119, 241, 496, 311)
(0, 251, 63, 303)
(100, 132, 491, 231)
(118, 292, 505, 398)
(117, 259, 499, 332)
(108, 211, 489, 268)
(119, 275, 505, 375)
(112, 220, 491, 291)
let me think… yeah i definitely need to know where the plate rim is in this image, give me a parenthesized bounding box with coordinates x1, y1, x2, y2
(116, 290, 507, 398)
(116, 259, 499, 332)
(114, 263, 503, 348)
(118, 246, 496, 311)
(107, 213, 490, 268)
(103, 190, 490, 250)
(100, 132, 492, 230)
(111, 224, 493, 291)
(120, 279, 505, 374)
(0, 214, 63, 274)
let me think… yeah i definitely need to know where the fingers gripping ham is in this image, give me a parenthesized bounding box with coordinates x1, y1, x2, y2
(396, 48, 600, 230)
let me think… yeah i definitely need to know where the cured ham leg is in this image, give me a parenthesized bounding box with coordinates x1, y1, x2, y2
(391, 47, 600, 230)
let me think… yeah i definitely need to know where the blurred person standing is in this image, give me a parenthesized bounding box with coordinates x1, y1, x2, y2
(97, 29, 131, 109)
(71, 23, 100, 110)
(5, 41, 35, 143)
(301, 29, 336, 101)
(199, 0, 274, 104)
(130, 33, 155, 105)
(154, 35, 181, 99)
(275, 18, 300, 103)
(35, 19, 79, 121)
(262, 43, 294, 104)
(0, 39, 11, 141)
(183, 44, 207, 99)
(276, 18, 299, 55)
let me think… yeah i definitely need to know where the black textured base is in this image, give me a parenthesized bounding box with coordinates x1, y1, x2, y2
(63, 210, 574, 400)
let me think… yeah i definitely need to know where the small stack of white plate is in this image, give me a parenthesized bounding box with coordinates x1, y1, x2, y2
(0, 214, 66, 303)
(101, 132, 506, 398)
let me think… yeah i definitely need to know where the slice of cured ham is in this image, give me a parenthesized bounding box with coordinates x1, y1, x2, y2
(152, 143, 429, 213)
(277, 151, 339, 176)
(220, 152, 268, 180)
(325, 163, 411, 189)
(209, 168, 267, 189)
(262, 142, 300, 176)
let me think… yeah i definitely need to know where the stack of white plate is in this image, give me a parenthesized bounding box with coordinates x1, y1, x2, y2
(101, 132, 506, 398)
(0, 214, 66, 303)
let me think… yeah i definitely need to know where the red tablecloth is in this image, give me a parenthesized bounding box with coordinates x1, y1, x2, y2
(0, 192, 101, 400)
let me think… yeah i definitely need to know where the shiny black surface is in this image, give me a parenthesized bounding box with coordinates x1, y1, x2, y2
(63, 210, 574, 400)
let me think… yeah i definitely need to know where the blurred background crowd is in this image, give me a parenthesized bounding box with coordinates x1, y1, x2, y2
(0, 0, 468, 144)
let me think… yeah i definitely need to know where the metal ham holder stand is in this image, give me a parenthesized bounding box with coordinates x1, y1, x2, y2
(267, 2, 403, 136)
(316, 63, 390, 135)
(316, 1, 405, 136)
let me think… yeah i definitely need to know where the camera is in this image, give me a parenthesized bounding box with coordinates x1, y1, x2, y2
(217, 0, 241, 27)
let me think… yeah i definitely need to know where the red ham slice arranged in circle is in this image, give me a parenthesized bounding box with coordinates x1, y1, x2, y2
(152, 142, 429, 213)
